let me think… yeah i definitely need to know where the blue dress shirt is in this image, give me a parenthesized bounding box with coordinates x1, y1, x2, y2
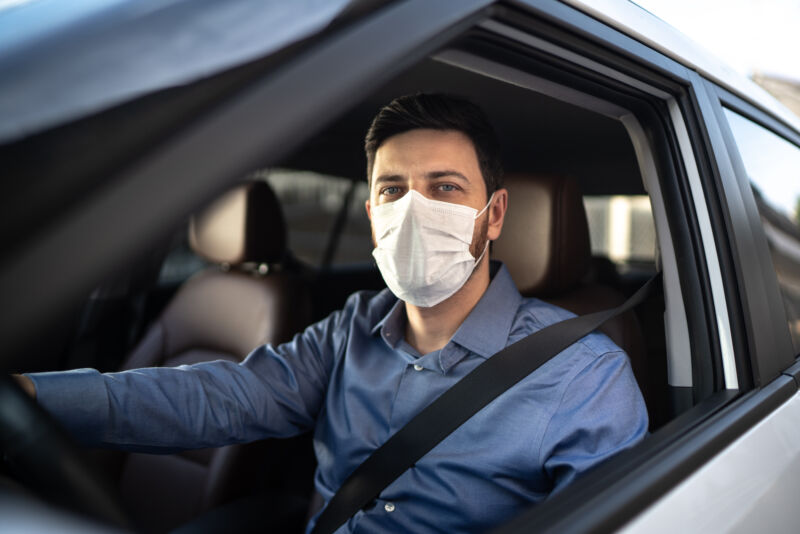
(30, 263, 648, 533)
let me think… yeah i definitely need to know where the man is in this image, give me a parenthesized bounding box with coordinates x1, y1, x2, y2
(15, 93, 647, 533)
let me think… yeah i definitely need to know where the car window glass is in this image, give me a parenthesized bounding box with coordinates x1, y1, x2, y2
(723, 108, 800, 351)
(334, 181, 372, 265)
(265, 169, 372, 266)
(584, 195, 656, 266)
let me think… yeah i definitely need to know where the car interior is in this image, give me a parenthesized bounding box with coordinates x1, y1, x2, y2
(5, 31, 707, 533)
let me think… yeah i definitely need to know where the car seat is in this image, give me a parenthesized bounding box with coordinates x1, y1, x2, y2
(116, 181, 312, 533)
(493, 174, 656, 420)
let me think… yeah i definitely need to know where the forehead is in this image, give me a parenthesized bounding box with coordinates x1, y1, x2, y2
(372, 129, 481, 179)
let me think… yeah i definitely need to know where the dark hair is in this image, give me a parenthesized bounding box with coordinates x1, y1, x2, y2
(364, 93, 503, 195)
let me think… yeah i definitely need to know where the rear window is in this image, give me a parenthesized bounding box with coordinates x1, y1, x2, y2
(265, 170, 372, 267)
(723, 108, 800, 352)
(584, 195, 657, 265)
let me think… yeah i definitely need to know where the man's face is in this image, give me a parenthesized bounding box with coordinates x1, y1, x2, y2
(365, 128, 490, 257)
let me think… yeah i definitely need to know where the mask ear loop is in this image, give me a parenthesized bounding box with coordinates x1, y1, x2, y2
(474, 192, 495, 220)
(472, 191, 495, 265)
(474, 239, 490, 265)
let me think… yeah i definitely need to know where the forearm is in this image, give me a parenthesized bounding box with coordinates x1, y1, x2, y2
(25, 343, 330, 453)
(96, 359, 320, 452)
(24, 298, 345, 453)
(26, 365, 263, 452)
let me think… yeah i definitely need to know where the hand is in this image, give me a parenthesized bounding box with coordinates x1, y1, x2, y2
(11, 374, 36, 399)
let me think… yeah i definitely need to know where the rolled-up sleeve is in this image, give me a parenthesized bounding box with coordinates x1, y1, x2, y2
(27, 303, 351, 453)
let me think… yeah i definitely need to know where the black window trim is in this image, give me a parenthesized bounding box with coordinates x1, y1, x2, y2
(693, 74, 797, 384)
(674, 79, 756, 393)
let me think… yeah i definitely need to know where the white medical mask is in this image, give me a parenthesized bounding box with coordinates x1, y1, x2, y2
(371, 189, 493, 307)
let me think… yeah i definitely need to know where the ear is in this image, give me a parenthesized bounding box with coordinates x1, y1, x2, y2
(365, 198, 372, 221)
(487, 188, 508, 241)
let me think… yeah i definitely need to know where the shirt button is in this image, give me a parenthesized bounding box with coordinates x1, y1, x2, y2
(413, 364, 423, 371)
(384, 502, 396, 513)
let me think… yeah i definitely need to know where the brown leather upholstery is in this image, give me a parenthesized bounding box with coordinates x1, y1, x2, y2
(117, 180, 311, 533)
(493, 174, 591, 297)
(123, 271, 308, 369)
(493, 174, 648, 402)
(189, 182, 287, 265)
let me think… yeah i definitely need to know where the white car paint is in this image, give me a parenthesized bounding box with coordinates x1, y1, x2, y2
(621, 388, 800, 533)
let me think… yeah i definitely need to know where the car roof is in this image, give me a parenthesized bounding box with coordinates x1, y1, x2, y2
(565, 0, 800, 132)
(0, 0, 797, 144)
(0, 0, 351, 144)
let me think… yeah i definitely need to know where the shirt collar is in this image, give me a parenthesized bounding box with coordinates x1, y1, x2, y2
(371, 261, 522, 371)
(448, 261, 521, 362)
(371, 296, 406, 348)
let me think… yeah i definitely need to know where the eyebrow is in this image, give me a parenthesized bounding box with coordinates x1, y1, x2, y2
(373, 174, 404, 185)
(426, 170, 469, 182)
(373, 170, 470, 185)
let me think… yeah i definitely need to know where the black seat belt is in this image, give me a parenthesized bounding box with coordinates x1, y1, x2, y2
(312, 273, 661, 534)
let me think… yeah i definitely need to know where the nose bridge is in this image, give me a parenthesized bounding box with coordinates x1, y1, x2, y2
(407, 174, 430, 198)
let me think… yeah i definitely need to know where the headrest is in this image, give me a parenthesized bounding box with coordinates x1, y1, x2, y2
(189, 181, 287, 265)
(493, 174, 591, 296)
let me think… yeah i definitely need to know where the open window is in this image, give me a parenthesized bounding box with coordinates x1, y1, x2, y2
(238, 15, 723, 437)
(113, 5, 730, 530)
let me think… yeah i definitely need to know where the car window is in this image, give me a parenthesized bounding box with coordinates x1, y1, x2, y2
(723, 108, 800, 352)
(157, 234, 209, 286)
(584, 195, 657, 267)
(264, 170, 372, 267)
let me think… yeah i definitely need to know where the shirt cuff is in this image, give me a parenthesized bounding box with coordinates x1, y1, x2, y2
(25, 368, 109, 445)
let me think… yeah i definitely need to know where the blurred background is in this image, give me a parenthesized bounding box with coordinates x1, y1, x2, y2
(633, 0, 800, 118)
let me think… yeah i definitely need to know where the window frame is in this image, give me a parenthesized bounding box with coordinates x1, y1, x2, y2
(486, 1, 800, 532)
(467, 4, 724, 403)
(696, 77, 799, 384)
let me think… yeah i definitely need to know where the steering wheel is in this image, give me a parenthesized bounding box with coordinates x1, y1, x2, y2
(0, 374, 130, 529)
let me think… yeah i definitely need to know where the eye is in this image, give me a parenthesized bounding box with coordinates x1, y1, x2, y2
(380, 185, 402, 196)
(437, 183, 458, 192)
